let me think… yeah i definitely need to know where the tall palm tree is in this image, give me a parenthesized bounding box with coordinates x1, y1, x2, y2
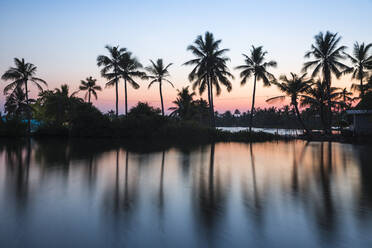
(78, 76, 102, 104)
(266, 73, 312, 134)
(184, 32, 233, 128)
(302, 31, 349, 133)
(4, 86, 33, 118)
(344, 42, 372, 98)
(146, 59, 174, 116)
(1, 58, 47, 133)
(97, 45, 127, 117)
(118, 51, 146, 115)
(235, 46, 277, 133)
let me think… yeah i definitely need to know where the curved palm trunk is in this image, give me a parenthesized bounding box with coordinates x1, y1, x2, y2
(159, 80, 164, 116)
(24, 80, 31, 134)
(115, 76, 119, 117)
(249, 75, 257, 133)
(88, 90, 91, 104)
(293, 102, 311, 135)
(124, 78, 128, 115)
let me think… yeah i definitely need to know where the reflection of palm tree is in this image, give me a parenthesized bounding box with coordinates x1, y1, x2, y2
(158, 151, 166, 217)
(235, 46, 277, 133)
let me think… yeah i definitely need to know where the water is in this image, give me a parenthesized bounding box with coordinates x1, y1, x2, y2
(0, 139, 372, 248)
(217, 127, 304, 136)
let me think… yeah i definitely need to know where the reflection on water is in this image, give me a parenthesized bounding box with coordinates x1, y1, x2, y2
(0, 139, 372, 247)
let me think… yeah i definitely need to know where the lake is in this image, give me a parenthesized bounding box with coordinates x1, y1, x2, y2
(0, 139, 371, 248)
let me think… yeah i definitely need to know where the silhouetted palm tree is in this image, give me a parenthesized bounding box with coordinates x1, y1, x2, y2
(344, 42, 372, 98)
(1, 58, 47, 133)
(235, 46, 277, 133)
(303, 31, 349, 133)
(338, 87, 354, 111)
(266, 73, 312, 134)
(118, 51, 146, 115)
(169, 86, 196, 119)
(146, 59, 174, 116)
(301, 81, 341, 132)
(78, 76, 102, 104)
(97, 45, 126, 117)
(4, 86, 33, 118)
(185, 32, 233, 128)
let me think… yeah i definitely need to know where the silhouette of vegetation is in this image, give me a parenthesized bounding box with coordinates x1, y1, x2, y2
(146, 59, 174, 116)
(235, 46, 277, 133)
(185, 32, 233, 128)
(78, 76, 102, 104)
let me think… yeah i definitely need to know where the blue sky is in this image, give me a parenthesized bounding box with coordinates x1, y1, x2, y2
(1, 0, 372, 112)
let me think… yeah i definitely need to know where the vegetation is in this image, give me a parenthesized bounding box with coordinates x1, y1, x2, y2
(185, 32, 233, 128)
(145, 59, 174, 116)
(1, 31, 372, 141)
(235, 46, 277, 133)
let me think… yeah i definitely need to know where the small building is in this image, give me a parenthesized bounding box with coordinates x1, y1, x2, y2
(346, 110, 372, 135)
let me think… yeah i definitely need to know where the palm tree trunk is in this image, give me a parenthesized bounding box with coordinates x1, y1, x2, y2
(360, 77, 364, 98)
(320, 103, 327, 133)
(249, 75, 257, 133)
(88, 90, 91, 104)
(209, 77, 216, 128)
(293, 102, 310, 135)
(159, 80, 164, 116)
(206, 76, 213, 127)
(325, 69, 332, 134)
(124, 78, 128, 115)
(115, 76, 118, 117)
(24, 80, 31, 134)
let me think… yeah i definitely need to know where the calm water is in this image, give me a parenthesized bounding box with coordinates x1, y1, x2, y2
(1, 139, 372, 248)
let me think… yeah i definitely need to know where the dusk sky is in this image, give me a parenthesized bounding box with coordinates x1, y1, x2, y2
(1, 0, 372, 113)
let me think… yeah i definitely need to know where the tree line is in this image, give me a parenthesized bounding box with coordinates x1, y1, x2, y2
(2, 31, 372, 136)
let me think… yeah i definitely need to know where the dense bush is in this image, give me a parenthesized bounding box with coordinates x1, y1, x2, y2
(0, 118, 27, 136)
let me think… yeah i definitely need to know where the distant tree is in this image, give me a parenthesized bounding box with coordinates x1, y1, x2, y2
(235, 45, 277, 133)
(4, 86, 33, 118)
(128, 102, 161, 118)
(185, 31, 233, 128)
(1, 58, 47, 133)
(97, 45, 126, 117)
(266, 73, 312, 134)
(78, 76, 102, 104)
(146, 59, 174, 116)
(169, 86, 196, 119)
(303, 31, 349, 133)
(234, 109, 241, 116)
(344, 42, 372, 98)
(39, 84, 83, 125)
(118, 51, 146, 115)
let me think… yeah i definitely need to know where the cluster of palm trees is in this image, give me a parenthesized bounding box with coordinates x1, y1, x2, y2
(2, 31, 372, 135)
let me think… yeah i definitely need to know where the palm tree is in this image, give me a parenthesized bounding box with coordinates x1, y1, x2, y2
(145, 59, 174, 116)
(266, 73, 312, 134)
(4, 86, 33, 118)
(303, 31, 349, 133)
(97, 45, 127, 117)
(78, 76, 102, 104)
(184, 32, 233, 128)
(344, 42, 372, 98)
(169, 86, 196, 119)
(1, 58, 47, 133)
(235, 46, 277, 133)
(301, 81, 341, 132)
(339, 87, 353, 111)
(118, 51, 146, 115)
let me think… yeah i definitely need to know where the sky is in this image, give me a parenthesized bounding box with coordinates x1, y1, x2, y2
(1, 0, 372, 114)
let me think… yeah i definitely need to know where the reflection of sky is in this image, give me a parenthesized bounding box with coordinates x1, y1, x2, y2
(1, 140, 372, 247)
(0, 0, 371, 113)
